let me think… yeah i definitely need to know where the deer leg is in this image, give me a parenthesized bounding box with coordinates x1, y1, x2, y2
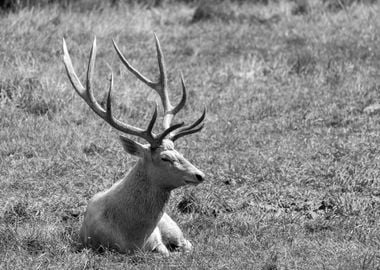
(157, 212, 193, 252)
(144, 227, 169, 256)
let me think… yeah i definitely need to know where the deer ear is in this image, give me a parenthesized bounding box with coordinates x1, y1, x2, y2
(119, 136, 147, 157)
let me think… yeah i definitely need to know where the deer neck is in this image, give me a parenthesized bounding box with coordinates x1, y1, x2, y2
(110, 159, 171, 224)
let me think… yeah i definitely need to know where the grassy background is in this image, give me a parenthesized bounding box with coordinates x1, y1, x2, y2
(1, 1, 380, 269)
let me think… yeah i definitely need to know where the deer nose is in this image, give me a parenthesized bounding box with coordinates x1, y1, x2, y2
(195, 173, 205, 182)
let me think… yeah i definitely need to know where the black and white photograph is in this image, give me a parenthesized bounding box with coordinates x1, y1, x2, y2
(0, 0, 379, 269)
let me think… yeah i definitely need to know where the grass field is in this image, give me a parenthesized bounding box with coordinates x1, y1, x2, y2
(1, 1, 380, 269)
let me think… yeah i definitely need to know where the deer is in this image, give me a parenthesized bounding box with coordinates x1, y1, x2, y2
(62, 34, 206, 256)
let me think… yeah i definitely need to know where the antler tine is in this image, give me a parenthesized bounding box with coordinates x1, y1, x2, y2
(152, 33, 170, 116)
(85, 37, 108, 118)
(154, 34, 189, 130)
(157, 122, 185, 142)
(113, 34, 187, 130)
(63, 37, 106, 119)
(171, 124, 205, 141)
(112, 39, 156, 90)
(146, 103, 158, 137)
(170, 108, 206, 141)
(172, 73, 187, 114)
(106, 76, 162, 146)
(162, 72, 188, 130)
(63, 38, 87, 101)
(63, 38, 160, 146)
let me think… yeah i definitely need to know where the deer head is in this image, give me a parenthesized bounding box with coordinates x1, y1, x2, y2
(62, 34, 206, 190)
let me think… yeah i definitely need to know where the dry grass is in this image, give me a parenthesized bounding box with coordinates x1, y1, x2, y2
(1, 1, 380, 269)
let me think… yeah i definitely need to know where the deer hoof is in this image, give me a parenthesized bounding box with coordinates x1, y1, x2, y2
(182, 239, 193, 252)
(155, 243, 170, 256)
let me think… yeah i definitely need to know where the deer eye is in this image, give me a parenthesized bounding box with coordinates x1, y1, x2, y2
(161, 157, 172, 163)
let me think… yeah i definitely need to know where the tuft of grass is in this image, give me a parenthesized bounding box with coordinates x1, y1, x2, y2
(2, 199, 30, 224)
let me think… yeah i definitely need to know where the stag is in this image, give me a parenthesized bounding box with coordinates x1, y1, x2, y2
(62, 34, 206, 255)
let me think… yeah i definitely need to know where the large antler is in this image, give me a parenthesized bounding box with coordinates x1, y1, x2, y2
(62, 34, 205, 147)
(113, 34, 205, 141)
